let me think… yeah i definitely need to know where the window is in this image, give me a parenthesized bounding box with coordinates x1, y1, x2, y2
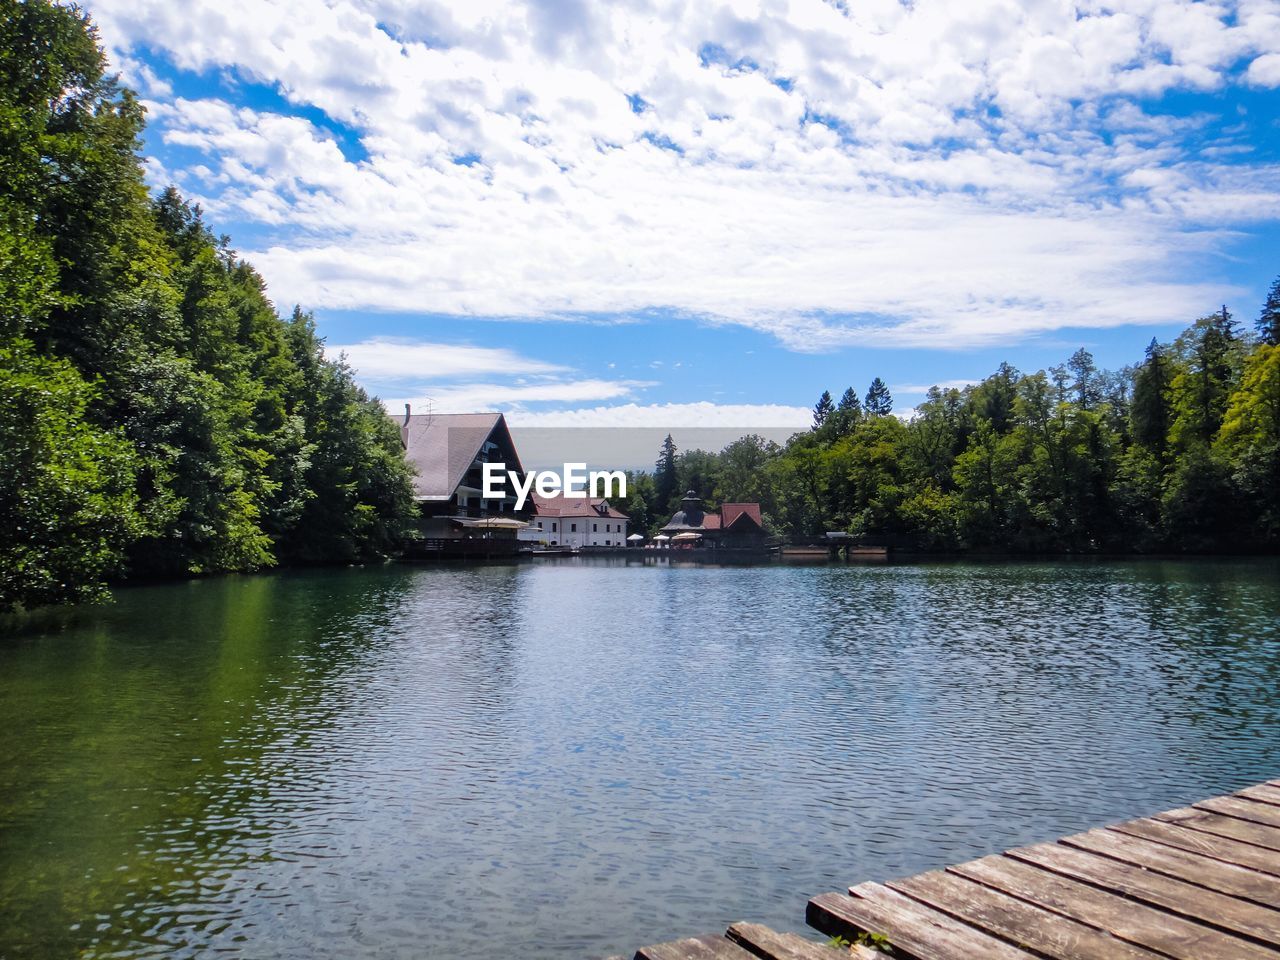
(571, 523, 577, 532)
(593, 523, 598, 532)
(551, 522, 557, 532)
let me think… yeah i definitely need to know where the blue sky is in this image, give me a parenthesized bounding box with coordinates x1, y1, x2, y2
(92, 0, 1280, 425)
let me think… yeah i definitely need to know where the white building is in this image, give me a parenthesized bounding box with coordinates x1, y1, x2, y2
(522, 493, 629, 548)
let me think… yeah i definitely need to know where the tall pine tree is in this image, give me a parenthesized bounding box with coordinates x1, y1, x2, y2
(864, 378, 893, 416)
(1259, 276, 1280, 346)
(654, 433, 679, 515)
(812, 390, 834, 428)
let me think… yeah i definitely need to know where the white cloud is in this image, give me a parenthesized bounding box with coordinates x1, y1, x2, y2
(328, 338, 564, 381)
(92, 0, 1280, 349)
(892, 379, 982, 395)
(1245, 53, 1280, 87)
(503, 401, 813, 428)
(385, 378, 656, 413)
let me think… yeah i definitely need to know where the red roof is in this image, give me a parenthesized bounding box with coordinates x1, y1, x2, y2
(721, 503, 763, 529)
(532, 493, 629, 519)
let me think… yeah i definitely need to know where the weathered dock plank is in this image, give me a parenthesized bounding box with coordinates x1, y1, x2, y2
(617, 924, 853, 960)
(1197, 794, 1280, 829)
(1061, 826, 1280, 906)
(635, 933, 758, 960)
(1238, 784, 1280, 807)
(1007, 840, 1280, 948)
(1110, 817, 1280, 876)
(950, 853, 1279, 960)
(724, 921, 856, 959)
(1155, 806, 1280, 852)
(808, 885, 1038, 960)
(886, 867, 1167, 960)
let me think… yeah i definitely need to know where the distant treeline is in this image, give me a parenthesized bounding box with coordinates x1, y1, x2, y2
(626, 295, 1280, 553)
(1, 1, 417, 611)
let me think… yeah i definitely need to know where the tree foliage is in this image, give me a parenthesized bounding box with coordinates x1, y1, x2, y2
(1258, 277, 1280, 346)
(626, 288, 1280, 554)
(812, 390, 834, 428)
(863, 377, 892, 416)
(0, 0, 416, 610)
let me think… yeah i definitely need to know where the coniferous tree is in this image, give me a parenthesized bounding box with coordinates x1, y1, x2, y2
(812, 390, 834, 428)
(1259, 276, 1280, 346)
(654, 433, 679, 514)
(1131, 339, 1173, 460)
(837, 387, 861, 414)
(864, 378, 892, 416)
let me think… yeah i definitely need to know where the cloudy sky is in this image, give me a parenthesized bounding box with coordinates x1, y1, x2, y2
(93, 0, 1280, 428)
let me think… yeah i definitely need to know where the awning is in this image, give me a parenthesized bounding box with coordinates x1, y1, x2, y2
(671, 531, 703, 541)
(451, 517, 528, 529)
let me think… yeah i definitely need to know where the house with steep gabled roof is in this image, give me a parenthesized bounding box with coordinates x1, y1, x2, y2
(394, 407, 530, 551)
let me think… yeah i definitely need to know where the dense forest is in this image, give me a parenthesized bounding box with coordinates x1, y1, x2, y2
(1, 0, 417, 611)
(625, 293, 1280, 554)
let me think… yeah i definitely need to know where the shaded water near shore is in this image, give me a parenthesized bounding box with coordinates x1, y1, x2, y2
(2, 559, 1279, 958)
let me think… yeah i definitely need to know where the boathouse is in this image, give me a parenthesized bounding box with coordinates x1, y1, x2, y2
(658, 491, 766, 549)
(396, 407, 530, 557)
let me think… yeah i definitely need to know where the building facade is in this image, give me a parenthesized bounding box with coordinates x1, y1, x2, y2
(523, 493, 629, 548)
(396, 408, 530, 553)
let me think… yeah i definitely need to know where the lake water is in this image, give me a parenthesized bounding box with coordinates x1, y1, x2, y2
(2, 559, 1279, 958)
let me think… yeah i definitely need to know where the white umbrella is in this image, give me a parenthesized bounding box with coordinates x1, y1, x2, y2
(627, 533, 645, 542)
(652, 534, 670, 541)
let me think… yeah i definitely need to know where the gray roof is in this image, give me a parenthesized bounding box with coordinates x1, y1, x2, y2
(396, 412, 521, 500)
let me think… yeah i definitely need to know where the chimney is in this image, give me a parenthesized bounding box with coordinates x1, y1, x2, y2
(404, 403, 412, 425)
(400, 403, 411, 448)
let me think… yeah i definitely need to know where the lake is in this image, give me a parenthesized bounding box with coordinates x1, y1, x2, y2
(2, 558, 1279, 958)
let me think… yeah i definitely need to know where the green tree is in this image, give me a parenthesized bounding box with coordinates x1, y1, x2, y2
(1258, 276, 1280, 346)
(654, 433, 679, 515)
(1170, 308, 1243, 450)
(972, 362, 1019, 434)
(277, 309, 414, 563)
(716, 434, 780, 503)
(1131, 339, 1175, 461)
(0, 344, 140, 609)
(1067, 348, 1102, 409)
(812, 389, 834, 428)
(864, 377, 892, 416)
(676, 448, 721, 504)
(1218, 343, 1280, 540)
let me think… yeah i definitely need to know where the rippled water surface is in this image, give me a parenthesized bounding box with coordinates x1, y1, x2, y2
(2, 559, 1279, 958)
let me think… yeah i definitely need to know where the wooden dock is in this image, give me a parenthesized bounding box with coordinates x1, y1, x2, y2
(606, 779, 1280, 960)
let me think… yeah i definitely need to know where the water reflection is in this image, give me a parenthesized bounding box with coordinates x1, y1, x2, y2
(1, 559, 1278, 958)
